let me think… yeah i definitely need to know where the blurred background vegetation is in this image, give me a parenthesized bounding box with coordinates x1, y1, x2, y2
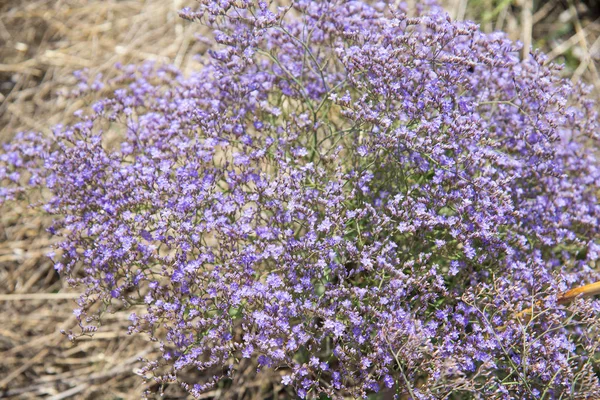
(443, 0, 600, 95)
(0, 0, 599, 398)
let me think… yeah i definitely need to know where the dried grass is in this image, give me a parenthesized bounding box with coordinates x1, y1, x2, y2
(0, 0, 204, 140)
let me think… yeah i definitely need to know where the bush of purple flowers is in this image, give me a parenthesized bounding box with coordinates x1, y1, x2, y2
(3, 0, 600, 398)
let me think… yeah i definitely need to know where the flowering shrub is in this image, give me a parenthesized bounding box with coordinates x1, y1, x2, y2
(2, 0, 600, 398)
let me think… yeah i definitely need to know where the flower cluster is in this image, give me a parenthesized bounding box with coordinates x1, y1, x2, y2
(3, 0, 600, 398)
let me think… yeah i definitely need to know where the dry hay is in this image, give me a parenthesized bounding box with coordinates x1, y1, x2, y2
(1, 0, 600, 399)
(0, 0, 210, 140)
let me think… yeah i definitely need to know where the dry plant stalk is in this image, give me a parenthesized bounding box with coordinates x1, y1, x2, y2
(511, 280, 600, 324)
(556, 280, 600, 304)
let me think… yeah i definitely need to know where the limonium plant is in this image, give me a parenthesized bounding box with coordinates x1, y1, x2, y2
(2, 0, 600, 398)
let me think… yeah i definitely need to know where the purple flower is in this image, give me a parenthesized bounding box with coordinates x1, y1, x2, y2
(2, 0, 600, 398)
